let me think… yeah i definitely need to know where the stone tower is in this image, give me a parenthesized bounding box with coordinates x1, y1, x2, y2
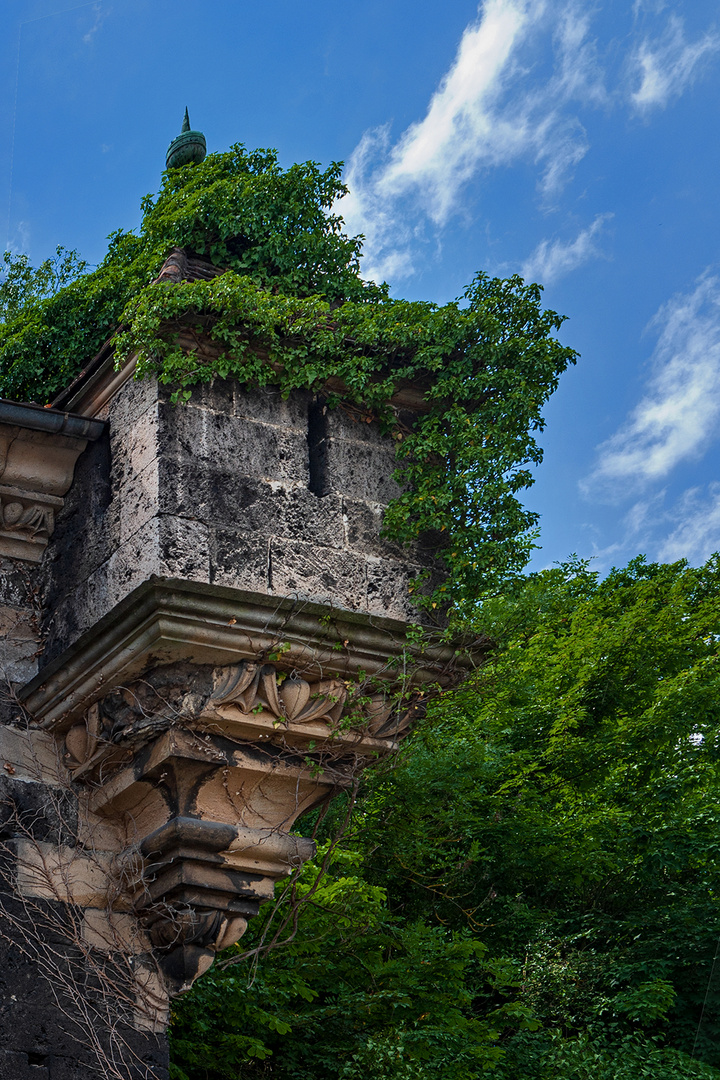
(0, 244, 460, 1073)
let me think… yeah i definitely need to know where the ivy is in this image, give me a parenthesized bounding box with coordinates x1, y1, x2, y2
(0, 143, 577, 614)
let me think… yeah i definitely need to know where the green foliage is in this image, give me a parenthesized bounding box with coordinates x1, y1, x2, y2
(138, 147, 378, 302)
(169, 846, 532, 1080)
(0, 246, 87, 322)
(361, 554, 720, 1071)
(171, 554, 720, 1079)
(0, 230, 154, 402)
(0, 145, 379, 404)
(496, 1031, 720, 1079)
(0, 143, 576, 603)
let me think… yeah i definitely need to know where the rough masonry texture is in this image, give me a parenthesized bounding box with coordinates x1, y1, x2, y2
(0, 317, 462, 1079)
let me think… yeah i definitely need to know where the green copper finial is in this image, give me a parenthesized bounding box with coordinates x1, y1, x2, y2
(166, 108, 206, 170)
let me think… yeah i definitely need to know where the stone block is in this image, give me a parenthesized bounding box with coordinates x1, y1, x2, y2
(0, 605, 39, 686)
(105, 519, 163, 602)
(366, 555, 424, 622)
(209, 528, 269, 592)
(277, 486, 345, 547)
(0, 1049, 50, 1078)
(118, 460, 159, 544)
(158, 458, 267, 527)
(111, 403, 159, 487)
(180, 374, 236, 415)
(269, 537, 367, 611)
(233, 384, 311, 430)
(41, 560, 111, 662)
(0, 728, 62, 786)
(159, 461, 345, 549)
(342, 498, 405, 559)
(157, 515, 211, 582)
(324, 437, 401, 502)
(158, 400, 309, 484)
(40, 432, 115, 622)
(107, 369, 160, 429)
(0, 776, 78, 845)
(325, 403, 391, 447)
(0, 558, 37, 609)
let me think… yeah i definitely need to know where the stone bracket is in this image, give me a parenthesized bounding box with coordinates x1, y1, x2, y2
(0, 403, 105, 563)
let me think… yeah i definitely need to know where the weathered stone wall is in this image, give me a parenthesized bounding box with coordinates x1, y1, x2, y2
(42, 374, 432, 664)
(0, 558, 41, 723)
(0, 734, 168, 1079)
(0, 414, 169, 1079)
(0, 560, 169, 1080)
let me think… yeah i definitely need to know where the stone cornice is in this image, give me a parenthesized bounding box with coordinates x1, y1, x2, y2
(20, 576, 474, 729)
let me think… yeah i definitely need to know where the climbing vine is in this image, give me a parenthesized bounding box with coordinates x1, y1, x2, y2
(0, 143, 577, 616)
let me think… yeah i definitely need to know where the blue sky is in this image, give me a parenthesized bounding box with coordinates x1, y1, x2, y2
(3, 0, 720, 574)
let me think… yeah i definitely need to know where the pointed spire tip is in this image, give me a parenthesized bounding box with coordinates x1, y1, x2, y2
(166, 108, 206, 170)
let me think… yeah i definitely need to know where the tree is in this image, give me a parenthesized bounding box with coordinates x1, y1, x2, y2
(170, 555, 720, 1078)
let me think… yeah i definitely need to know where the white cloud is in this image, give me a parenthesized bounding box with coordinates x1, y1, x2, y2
(338, 127, 418, 283)
(585, 483, 720, 570)
(585, 273, 720, 497)
(83, 3, 107, 46)
(631, 15, 719, 111)
(632, 0, 668, 15)
(581, 490, 664, 570)
(657, 484, 720, 563)
(521, 212, 612, 284)
(337, 0, 607, 283)
(7, 221, 31, 257)
(553, 7, 607, 106)
(376, 0, 538, 223)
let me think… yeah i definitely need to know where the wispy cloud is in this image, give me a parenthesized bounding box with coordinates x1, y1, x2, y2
(583, 490, 666, 570)
(585, 272, 720, 497)
(632, 0, 668, 15)
(376, 0, 540, 223)
(630, 14, 719, 111)
(82, 3, 106, 46)
(582, 484, 720, 571)
(7, 221, 31, 257)
(337, 0, 607, 282)
(657, 484, 720, 563)
(521, 212, 613, 284)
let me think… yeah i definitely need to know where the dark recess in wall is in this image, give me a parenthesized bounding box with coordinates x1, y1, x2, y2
(307, 396, 330, 497)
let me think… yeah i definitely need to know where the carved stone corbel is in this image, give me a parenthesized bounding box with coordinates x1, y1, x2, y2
(54, 658, 419, 993)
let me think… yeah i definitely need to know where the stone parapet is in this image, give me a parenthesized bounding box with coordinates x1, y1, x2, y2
(40, 372, 442, 664)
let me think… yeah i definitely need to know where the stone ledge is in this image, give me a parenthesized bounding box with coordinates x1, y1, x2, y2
(20, 576, 471, 729)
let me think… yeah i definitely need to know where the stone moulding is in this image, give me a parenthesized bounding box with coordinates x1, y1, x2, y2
(21, 575, 466, 729)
